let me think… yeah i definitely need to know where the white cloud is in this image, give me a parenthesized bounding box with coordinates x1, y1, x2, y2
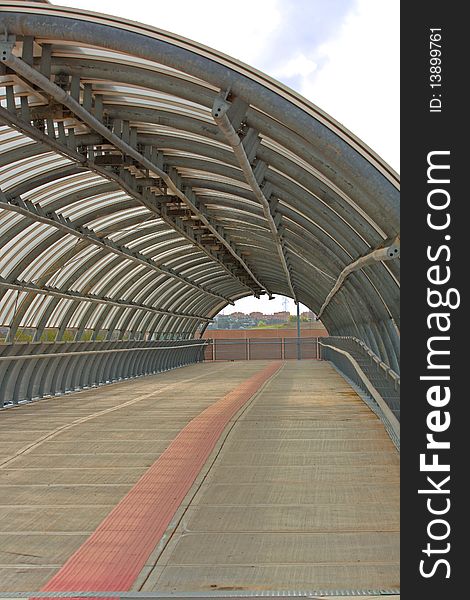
(299, 0, 400, 170)
(56, 0, 283, 66)
(272, 53, 318, 79)
(57, 0, 399, 171)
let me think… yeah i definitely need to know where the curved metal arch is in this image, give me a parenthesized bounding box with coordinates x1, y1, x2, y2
(67, 260, 212, 334)
(101, 101, 398, 235)
(49, 64, 394, 247)
(160, 146, 384, 250)
(3, 163, 227, 281)
(198, 190, 400, 327)
(2, 185, 239, 298)
(0, 2, 399, 367)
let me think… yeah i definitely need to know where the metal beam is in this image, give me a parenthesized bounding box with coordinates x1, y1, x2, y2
(1, 45, 269, 296)
(317, 237, 400, 320)
(0, 190, 233, 304)
(0, 104, 251, 297)
(0, 278, 212, 322)
(212, 95, 298, 302)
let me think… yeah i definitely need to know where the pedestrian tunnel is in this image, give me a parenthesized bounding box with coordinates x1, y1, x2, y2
(0, 2, 399, 595)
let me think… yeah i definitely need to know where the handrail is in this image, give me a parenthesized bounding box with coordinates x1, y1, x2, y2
(327, 335, 400, 384)
(319, 340, 400, 442)
(0, 341, 208, 362)
(0, 340, 207, 408)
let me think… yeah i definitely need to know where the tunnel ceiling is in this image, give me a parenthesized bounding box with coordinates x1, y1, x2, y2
(0, 1, 399, 349)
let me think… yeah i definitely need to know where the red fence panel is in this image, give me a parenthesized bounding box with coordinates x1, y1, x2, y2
(205, 337, 320, 360)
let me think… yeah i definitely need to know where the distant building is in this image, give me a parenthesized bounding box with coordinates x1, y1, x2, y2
(206, 308, 316, 330)
(273, 311, 290, 322)
(208, 312, 257, 330)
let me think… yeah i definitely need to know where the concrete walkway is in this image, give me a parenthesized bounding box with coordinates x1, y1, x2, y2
(0, 360, 399, 594)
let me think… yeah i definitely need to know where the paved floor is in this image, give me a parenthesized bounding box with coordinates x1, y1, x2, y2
(0, 360, 399, 593)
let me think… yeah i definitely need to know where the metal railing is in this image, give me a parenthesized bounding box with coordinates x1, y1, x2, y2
(0, 340, 207, 409)
(322, 336, 400, 397)
(319, 338, 400, 445)
(340, 336, 400, 382)
(204, 337, 320, 361)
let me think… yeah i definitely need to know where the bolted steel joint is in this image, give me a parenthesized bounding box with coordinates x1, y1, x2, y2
(0, 41, 15, 63)
(211, 97, 231, 121)
(386, 240, 400, 259)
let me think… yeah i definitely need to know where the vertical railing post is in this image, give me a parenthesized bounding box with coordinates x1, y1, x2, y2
(296, 302, 301, 360)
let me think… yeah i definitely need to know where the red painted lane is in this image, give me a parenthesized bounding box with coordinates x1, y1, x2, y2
(40, 361, 282, 591)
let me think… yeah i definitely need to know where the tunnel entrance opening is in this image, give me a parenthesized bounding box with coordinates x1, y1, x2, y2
(201, 294, 327, 360)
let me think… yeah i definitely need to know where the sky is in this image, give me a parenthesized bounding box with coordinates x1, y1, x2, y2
(52, 0, 400, 315)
